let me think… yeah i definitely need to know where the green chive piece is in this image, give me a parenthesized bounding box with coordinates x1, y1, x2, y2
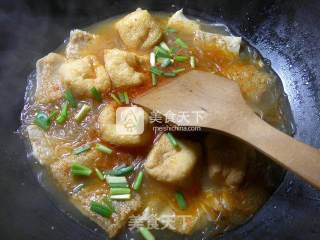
(110, 93, 121, 104)
(71, 163, 92, 176)
(165, 27, 177, 33)
(151, 73, 157, 87)
(190, 56, 196, 68)
(175, 38, 188, 48)
(95, 143, 113, 154)
(110, 194, 131, 200)
(163, 72, 177, 78)
(95, 168, 105, 181)
(34, 112, 50, 130)
(90, 87, 102, 102)
(175, 192, 187, 210)
(139, 227, 155, 240)
(49, 110, 59, 121)
(72, 183, 85, 194)
(73, 144, 91, 155)
(154, 46, 170, 58)
(172, 68, 186, 74)
(150, 66, 163, 76)
(133, 171, 144, 191)
(123, 92, 129, 104)
(150, 52, 156, 67)
(108, 165, 134, 176)
(118, 92, 125, 103)
(160, 58, 173, 68)
(175, 55, 189, 62)
(103, 197, 116, 212)
(110, 187, 131, 195)
(56, 102, 68, 125)
(75, 104, 91, 123)
(90, 201, 112, 218)
(166, 133, 179, 149)
(106, 176, 129, 188)
(64, 90, 77, 108)
(160, 42, 170, 52)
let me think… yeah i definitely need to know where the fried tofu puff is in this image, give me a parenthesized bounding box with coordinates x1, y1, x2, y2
(59, 55, 111, 98)
(104, 48, 148, 88)
(115, 9, 162, 50)
(35, 53, 66, 104)
(167, 9, 200, 34)
(205, 135, 253, 187)
(168, 9, 241, 55)
(145, 134, 201, 186)
(98, 102, 152, 146)
(65, 29, 97, 59)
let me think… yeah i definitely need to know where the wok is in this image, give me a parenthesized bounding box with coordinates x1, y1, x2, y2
(0, 0, 320, 239)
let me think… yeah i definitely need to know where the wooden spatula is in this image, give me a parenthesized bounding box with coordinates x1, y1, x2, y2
(134, 70, 320, 189)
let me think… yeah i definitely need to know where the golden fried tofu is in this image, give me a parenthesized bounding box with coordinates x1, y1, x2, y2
(50, 151, 142, 238)
(194, 30, 242, 55)
(65, 29, 97, 59)
(145, 134, 201, 186)
(115, 9, 162, 50)
(59, 55, 111, 97)
(35, 53, 65, 104)
(104, 48, 147, 88)
(98, 102, 152, 146)
(167, 9, 200, 34)
(205, 135, 252, 187)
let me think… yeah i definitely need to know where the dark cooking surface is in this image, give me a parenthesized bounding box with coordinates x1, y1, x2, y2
(0, 0, 320, 239)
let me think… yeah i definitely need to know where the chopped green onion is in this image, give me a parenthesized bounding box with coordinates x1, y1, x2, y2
(123, 92, 129, 104)
(64, 90, 77, 108)
(108, 165, 134, 176)
(139, 227, 155, 240)
(175, 192, 187, 210)
(165, 27, 177, 33)
(133, 171, 144, 191)
(110, 187, 131, 195)
(151, 73, 157, 87)
(73, 144, 91, 155)
(56, 102, 68, 125)
(49, 110, 59, 121)
(175, 55, 189, 62)
(175, 38, 188, 48)
(110, 194, 131, 200)
(150, 52, 156, 67)
(95, 168, 105, 181)
(103, 197, 116, 212)
(160, 42, 170, 52)
(106, 176, 129, 188)
(75, 104, 91, 123)
(170, 47, 178, 54)
(190, 56, 196, 68)
(166, 132, 179, 149)
(150, 66, 163, 76)
(72, 183, 85, 194)
(160, 58, 173, 68)
(95, 143, 113, 154)
(90, 87, 102, 102)
(172, 68, 186, 74)
(118, 92, 125, 103)
(71, 163, 92, 176)
(154, 46, 170, 58)
(110, 93, 121, 104)
(34, 112, 50, 130)
(163, 72, 177, 77)
(90, 201, 112, 218)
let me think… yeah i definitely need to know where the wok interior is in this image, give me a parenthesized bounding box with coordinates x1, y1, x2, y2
(20, 9, 294, 239)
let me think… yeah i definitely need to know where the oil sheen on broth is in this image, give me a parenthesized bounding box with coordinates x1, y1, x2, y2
(20, 9, 293, 239)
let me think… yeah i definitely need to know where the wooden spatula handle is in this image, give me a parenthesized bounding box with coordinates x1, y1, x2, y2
(224, 114, 320, 188)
